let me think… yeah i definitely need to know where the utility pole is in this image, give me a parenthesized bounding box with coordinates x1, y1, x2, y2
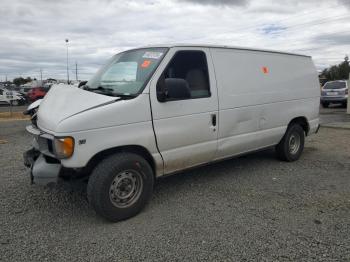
(75, 61, 78, 81)
(40, 68, 43, 85)
(347, 73, 350, 114)
(65, 39, 70, 84)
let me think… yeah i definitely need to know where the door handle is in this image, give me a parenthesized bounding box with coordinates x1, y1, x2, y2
(211, 113, 217, 127)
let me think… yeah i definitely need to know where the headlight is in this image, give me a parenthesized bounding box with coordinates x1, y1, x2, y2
(53, 137, 74, 159)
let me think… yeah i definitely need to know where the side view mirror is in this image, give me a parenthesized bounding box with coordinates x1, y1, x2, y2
(159, 78, 191, 102)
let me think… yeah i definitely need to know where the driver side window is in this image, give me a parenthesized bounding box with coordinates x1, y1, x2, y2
(157, 50, 210, 101)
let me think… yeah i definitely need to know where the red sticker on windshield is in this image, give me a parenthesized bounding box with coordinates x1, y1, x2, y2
(141, 60, 151, 68)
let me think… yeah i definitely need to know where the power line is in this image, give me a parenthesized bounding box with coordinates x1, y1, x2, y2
(216, 2, 349, 35)
(230, 14, 350, 39)
(275, 15, 350, 32)
(216, 14, 350, 45)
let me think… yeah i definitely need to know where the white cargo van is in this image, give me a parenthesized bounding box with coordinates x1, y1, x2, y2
(24, 45, 320, 221)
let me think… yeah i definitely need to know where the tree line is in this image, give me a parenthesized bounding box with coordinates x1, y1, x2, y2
(320, 56, 350, 82)
(12, 77, 33, 86)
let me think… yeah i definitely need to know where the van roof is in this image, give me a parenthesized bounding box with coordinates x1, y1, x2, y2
(137, 44, 310, 58)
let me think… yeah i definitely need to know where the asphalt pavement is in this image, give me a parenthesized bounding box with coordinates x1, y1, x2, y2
(0, 105, 27, 113)
(0, 109, 349, 261)
(319, 104, 350, 125)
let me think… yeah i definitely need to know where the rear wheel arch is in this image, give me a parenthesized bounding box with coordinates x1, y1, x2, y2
(85, 145, 156, 177)
(288, 116, 309, 136)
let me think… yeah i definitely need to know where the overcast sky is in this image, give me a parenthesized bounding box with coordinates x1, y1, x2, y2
(1, 0, 349, 81)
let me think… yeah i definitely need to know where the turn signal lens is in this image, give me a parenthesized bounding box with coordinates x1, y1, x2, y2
(53, 137, 74, 159)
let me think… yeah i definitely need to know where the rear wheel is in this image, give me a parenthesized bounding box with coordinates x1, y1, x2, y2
(276, 124, 305, 162)
(321, 102, 329, 108)
(87, 153, 154, 222)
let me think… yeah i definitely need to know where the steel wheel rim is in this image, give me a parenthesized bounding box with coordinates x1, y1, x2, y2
(289, 133, 300, 155)
(109, 170, 143, 208)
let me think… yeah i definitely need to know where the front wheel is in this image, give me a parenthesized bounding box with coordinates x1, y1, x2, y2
(275, 124, 305, 162)
(87, 153, 154, 222)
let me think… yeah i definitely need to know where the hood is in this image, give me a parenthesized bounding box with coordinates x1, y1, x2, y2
(37, 85, 117, 132)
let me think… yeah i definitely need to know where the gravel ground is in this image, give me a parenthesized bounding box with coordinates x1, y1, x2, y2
(0, 105, 27, 113)
(1, 118, 350, 261)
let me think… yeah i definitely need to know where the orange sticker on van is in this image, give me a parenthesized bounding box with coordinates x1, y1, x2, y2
(141, 60, 151, 68)
(262, 66, 269, 74)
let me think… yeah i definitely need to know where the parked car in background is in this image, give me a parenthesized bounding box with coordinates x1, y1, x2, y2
(0, 88, 26, 105)
(321, 80, 348, 107)
(12, 90, 28, 104)
(19, 86, 34, 96)
(27, 87, 50, 102)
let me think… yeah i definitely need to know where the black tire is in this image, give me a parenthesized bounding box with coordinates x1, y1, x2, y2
(87, 153, 154, 222)
(275, 124, 305, 162)
(321, 102, 329, 108)
(11, 100, 19, 106)
(342, 102, 347, 108)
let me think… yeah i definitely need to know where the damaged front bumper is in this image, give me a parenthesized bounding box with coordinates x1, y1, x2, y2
(23, 148, 61, 185)
(24, 125, 87, 185)
(23, 125, 62, 186)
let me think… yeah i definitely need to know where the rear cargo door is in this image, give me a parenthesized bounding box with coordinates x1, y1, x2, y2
(149, 47, 219, 174)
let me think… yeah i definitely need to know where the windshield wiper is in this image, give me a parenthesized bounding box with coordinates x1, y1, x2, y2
(83, 86, 137, 99)
(82, 85, 111, 91)
(83, 86, 117, 97)
(113, 93, 137, 99)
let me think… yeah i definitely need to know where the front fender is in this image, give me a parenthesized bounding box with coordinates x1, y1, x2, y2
(59, 121, 163, 176)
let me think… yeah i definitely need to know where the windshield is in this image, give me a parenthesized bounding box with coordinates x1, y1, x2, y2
(323, 81, 346, 90)
(86, 48, 168, 97)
